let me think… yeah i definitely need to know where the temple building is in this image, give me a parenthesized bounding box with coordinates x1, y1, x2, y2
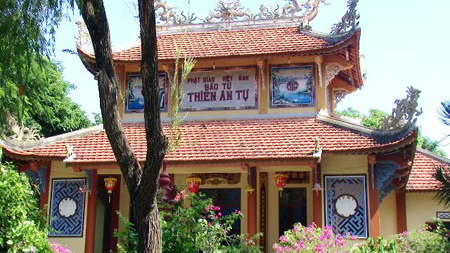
(1, 1, 449, 252)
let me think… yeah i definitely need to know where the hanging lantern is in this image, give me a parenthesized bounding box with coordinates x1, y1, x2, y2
(104, 176, 117, 203)
(186, 175, 201, 193)
(274, 173, 288, 191)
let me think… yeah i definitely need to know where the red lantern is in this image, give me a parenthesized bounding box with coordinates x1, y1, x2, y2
(186, 175, 201, 193)
(274, 173, 287, 191)
(104, 176, 117, 202)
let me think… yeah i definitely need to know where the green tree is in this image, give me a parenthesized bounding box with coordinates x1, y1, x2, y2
(0, 0, 71, 132)
(336, 108, 446, 156)
(20, 58, 91, 137)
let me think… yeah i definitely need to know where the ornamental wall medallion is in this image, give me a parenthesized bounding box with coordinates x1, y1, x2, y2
(324, 175, 368, 238)
(49, 179, 86, 237)
(199, 173, 241, 185)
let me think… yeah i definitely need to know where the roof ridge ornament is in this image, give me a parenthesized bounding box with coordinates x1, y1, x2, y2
(155, 0, 327, 26)
(330, 0, 360, 34)
(380, 86, 423, 130)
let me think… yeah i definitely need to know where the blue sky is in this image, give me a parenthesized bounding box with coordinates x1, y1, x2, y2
(53, 0, 450, 156)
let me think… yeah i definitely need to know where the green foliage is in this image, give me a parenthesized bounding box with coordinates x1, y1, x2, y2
(114, 192, 260, 253)
(336, 108, 447, 156)
(92, 113, 102, 126)
(335, 107, 361, 119)
(168, 49, 196, 152)
(1, 58, 91, 137)
(361, 109, 387, 130)
(418, 133, 447, 157)
(335, 108, 387, 129)
(161, 192, 260, 253)
(434, 167, 450, 208)
(0, 0, 72, 133)
(114, 212, 138, 253)
(349, 225, 449, 253)
(0, 163, 51, 252)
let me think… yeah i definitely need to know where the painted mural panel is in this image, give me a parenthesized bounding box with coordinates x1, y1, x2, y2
(324, 175, 368, 238)
(49, 179, 86, 237)
(270, 65, 315, 107)
(125, 73, 167, 113)
(181, 67, 257, 111)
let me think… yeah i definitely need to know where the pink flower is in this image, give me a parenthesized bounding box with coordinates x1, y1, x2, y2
(218, 212, 222, 217)
(214, 206, 221, 211)
(174, 193, 180, 202)
(180, 189, 187, 200)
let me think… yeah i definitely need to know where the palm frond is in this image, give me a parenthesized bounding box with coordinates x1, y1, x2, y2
(439, 101, 450, 126)
(434, 166, 450, 208)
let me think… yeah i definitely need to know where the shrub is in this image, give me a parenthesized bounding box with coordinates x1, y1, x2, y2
(0, 162, 51, 252)
(114, 190, 261, 253)
(350, 224, 450, 253)
(273, 223, 352, 252)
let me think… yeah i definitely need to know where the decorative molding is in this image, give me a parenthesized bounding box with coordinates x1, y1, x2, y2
(49, 179, 86, 237)
(324, 175, 368, 238)
(315, 56, 323, 87)
(330, 0, 359, 35)
(325, 63, 344, 87)
(155, 0, 326, 26)
(155, 0, 198, 25)
(334, 89, 349, 105)
(259, 172, 268, 252)
(198, 173, 241, 185)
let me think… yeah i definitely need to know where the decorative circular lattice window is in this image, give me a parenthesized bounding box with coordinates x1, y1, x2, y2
(58, 197, 77, 218)
(334, 194, 358, 218)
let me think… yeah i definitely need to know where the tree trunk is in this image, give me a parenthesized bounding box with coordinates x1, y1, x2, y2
(78, 0, 166, 252)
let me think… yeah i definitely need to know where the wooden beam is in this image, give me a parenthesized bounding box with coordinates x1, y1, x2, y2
(247, 167, 257, 238)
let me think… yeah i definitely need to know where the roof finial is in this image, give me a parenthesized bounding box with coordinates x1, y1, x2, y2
(380, 86, 423, 130)
(330, 0, 360, 34)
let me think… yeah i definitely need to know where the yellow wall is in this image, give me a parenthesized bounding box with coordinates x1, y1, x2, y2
(406, 192, 450, 230)
(379, 191, 397, 237)
(47, 161, 88, 253)
(118, 55, 335, 121)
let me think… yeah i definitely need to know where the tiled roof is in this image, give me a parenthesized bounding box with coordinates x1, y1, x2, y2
(406, 149, 450, 191)
(3, 117, 414, 165)
(81, 26, 347, 61)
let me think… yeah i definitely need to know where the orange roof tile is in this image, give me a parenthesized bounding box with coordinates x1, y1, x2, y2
(3, 117, 414, 165)
(86, 26, 347, 61)
(406, 149, 450, 191)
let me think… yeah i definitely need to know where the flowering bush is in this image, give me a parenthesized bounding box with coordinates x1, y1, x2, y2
(273, 223, 352, 253)
(49, 241, 74, 253)
(161, 192, 260, 252)
(350, 223, 449, 253)
(114, 191, 260, 253)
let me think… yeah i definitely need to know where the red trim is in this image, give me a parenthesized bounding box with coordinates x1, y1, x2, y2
(396, 191, 407, 233)
(247, 167, 257, 237)
(85, 171, 98, 253)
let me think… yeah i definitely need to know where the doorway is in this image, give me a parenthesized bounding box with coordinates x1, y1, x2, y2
(279, 188, 307, 236)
